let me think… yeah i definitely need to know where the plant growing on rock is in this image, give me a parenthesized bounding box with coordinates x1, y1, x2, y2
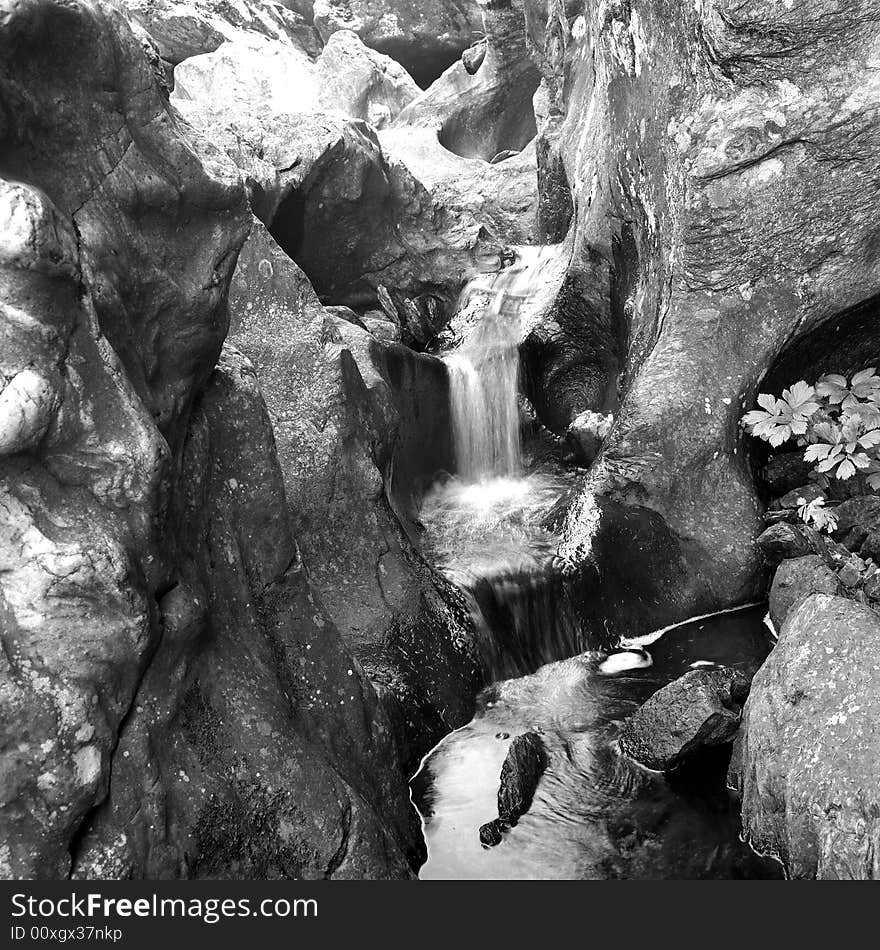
(743, 369, 880, 525)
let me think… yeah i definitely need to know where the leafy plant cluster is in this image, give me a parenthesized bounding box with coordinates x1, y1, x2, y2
(743, 368, 880, 527)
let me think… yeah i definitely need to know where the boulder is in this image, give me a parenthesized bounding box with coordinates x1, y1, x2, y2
(756, 523, 812, 567)
(619, 668, 750, 772)
(226, 221, 481, 767)
(173, 45, 531, 314)
(497, 731, 547, 826)
(768, 555, 840, 628)
(71, 347, 420, 879)
(313, 0, 486, 88)
(833, 496, 880, 539)
(0, 0, 247, 878)
(733, 593, 880, 878)
(171, 31, 419, 130)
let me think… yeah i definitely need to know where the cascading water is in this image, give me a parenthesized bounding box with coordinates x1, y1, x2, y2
(413, 247, 781, 881)
(420, 246, 582, 679)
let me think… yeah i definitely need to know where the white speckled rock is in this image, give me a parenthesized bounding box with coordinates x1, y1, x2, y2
(731, 593, 880, 878)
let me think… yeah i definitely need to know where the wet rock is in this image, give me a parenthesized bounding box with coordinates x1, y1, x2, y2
(479, 819, 505, 847)
(619, 669, 750, 772)
(479, 731, 547, 847)
(497, 732, 547, 826)
(757, 523, 812, 567)
(769, 555, 840, 628)
(733, 593, 880, 878)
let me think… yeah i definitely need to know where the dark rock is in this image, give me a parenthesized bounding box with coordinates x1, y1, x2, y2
(833, 496, 880, 539)
(842, 526, 869, 551)
(733, 593, 880, 878)
(227, 222, 480, 769)
(756, 523, 812, 567)
(864, 573, 880, 602)
(619, 669, 750, 772)
(860, 529, 880, 561)
(773, 484, 825, 511)
(497, 732, 547, 826)
(479, 819, 505, 847)
(769, 555, 840, 628)
(762, 452, 816, 495)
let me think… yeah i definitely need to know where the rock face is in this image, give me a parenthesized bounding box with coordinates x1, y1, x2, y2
(393, 1, 540, 162)
(733, 594, 880, 879)
(0, 0, 424, 879)
(526, 0, 880, 638)
(227, 222, 481, 769)
(119, 0, 320, 67)
(619, 669, 750, 772)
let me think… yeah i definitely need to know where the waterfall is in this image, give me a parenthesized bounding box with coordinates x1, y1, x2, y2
(421, 245, 585, 680)
(444, 246, 558, 482)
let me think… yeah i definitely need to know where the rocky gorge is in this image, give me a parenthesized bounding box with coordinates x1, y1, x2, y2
(1, 0, 880, 881)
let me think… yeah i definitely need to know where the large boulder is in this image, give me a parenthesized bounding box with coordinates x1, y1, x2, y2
(172, 31, 419, 131)
(70, 347, 420, 878)
(313, 0, 486, 88)
(527, 0, 880, 638)
(619, 668, 750, 772)
(0, 0, 422, 880)
(227, 222, 481, 768)
(732, 593, 880, 878)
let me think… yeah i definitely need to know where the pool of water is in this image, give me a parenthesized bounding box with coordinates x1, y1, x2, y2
(411, 605, 783, 880)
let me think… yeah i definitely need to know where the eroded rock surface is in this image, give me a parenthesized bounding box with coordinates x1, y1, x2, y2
(524, 0, 880, 637)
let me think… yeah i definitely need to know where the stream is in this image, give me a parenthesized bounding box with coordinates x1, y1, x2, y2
(415, 247, 782, 880)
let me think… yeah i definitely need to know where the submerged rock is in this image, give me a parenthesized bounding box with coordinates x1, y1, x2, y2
(733, 593, 880, 878)
(619, 669, 750, 772)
